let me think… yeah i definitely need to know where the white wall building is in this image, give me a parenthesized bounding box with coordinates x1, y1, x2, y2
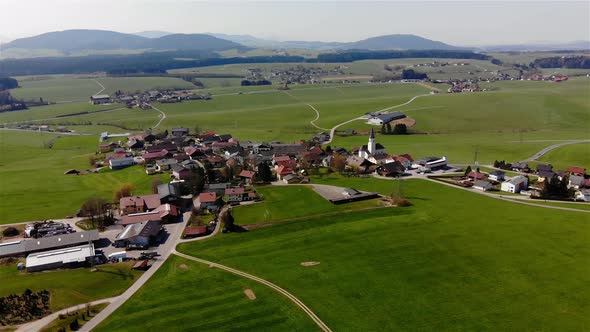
(501, 175, 529, 193)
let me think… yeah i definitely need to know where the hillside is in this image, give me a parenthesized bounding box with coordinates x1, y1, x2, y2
(344, 34, 463, 50)
(4, 29, 242, 53)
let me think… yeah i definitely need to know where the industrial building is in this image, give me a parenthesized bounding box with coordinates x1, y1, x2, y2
(25, 243, 95, 272)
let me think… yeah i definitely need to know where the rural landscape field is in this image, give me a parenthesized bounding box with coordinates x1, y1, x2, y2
(0, 1, 589, 331)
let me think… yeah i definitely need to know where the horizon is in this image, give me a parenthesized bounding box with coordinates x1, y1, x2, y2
(1, 1, 589, 46)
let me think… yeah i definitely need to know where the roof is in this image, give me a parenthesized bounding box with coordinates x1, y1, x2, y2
(120, 194, 161, 212)
(474, 180, 492, 188)
(225, 188, 245, 195)
(142, 149, 169, 160)
(490, 170, 505, 176)
(275, 165, 293, 175)
(569, 166, 586, 174)
(373, 111, 406, 124)
(507, 175, 528, 184)
(26, 243, 95, 269)
(172, 127, 189, 133)
(283, 174, 301, 181)
(538, 170, 555, 178)
(121, 211, 162, 225)
(468, 171, 488, 180)
(273, 155, 292, 162)
(184, 226, 208, 236)
(91, 94, 110, 99)
(0, 240, 26, 257)
(199, 192, 217, 203)
(116, 220, 161, 241)
(536, 164, 553, 172)
(157, 183, 181, 199)
(369, 127, 375, 139)
(20, 230, 99, 254)
(239, 170, 256, 179)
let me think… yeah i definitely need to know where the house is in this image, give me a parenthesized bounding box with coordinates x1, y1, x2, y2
(120, 194, 161, 215)
(99, 142, 119, 153)
(488, 170, 506, 182)
(346, 155, 375, 173)
(205, 183, 231, 195)
(155, 158, 177, 172)
(501, 176, 529, 193)
(90, 94, 110, 104)
(147, 143, 177, 153)
(196, 192, 219, 210)
(157, 183, 181, 204)
(275, 165, 294, 180)
(376, 161, 405, 177)
(473, 180, 493, 191)
(171, 128, 189, 137)
(467, 171, 488, 181)
(183, 226, 208, 239)
(239, 170, 256, 184)
(392, 154, 414, 169)
(283, 174, 304, 184)
(127, 139, 144, 150)
(537, 170, 555, 182)
(536, 164, 553, 173)
(413, 156, 447, 170)
(367, 111, 406, 125)
(574, 189, 590, 202)
(569, 175, 585, 189)
(26, 243, 95, 272)
(114, 220, 161, 248)
(109, 157, 135, 170)
(156, 203, 179, 223)
(225, 187, 245, 202)
(171, 164, 190, 180)
(511, 161, 529, 172)
(273, 155, 297, 169)
(568, 166, 586, 176)
(143, 150, 170, 163)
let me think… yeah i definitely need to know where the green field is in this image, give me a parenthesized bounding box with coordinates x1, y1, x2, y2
(535, 143, 590, 170)
(94, 255, 318, 332)
(173, 178, 590, 331)
(233, 186, 381, 225)
(0, 131, 168, 223)
(0, 262, 141, 311)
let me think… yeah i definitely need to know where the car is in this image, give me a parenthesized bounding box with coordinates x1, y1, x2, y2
(127, 244, 149, 250)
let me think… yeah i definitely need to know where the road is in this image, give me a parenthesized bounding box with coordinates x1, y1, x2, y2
(521, 139, 590, 162)
(149, 104, 167, 128)
(93, 79, 106, 96)
(81, 211, 221, 331)
(172, 251, 333, 332)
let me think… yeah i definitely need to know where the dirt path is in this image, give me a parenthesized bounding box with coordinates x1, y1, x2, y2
(93, 79, 106, 95)
(149, 104, 167, 129)
(173, 251, 333, 332)
(415, 81, 442, 92)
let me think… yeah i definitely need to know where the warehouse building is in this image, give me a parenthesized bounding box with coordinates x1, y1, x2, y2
(0, 230, 99, 258)
(26, 243, 95, 272)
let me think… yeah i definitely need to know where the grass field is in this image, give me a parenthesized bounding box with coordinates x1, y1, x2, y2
(174, 178, 590, 331)
(94, 255, 318, 332)
(535, 143, 590, 170)
(40, 303, 108, 332)
(0, 130, 169, 223)
(0, 262, 141, 312)
(233, 186, 381, 225)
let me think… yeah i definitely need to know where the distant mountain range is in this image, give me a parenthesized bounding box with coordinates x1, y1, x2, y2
(4, 30, 241, 53)
(2, 30, 588, 59)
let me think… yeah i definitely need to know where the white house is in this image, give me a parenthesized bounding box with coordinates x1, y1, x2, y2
(488, 170, 505, 182)
(501, 175, 528, 193)
(473, 180, 493, 191)
(109, 157, 135, 170)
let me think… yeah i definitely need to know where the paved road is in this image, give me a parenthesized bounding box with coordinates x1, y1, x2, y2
(16, 297, 117, 332)
(521, 139, 590, 162)
(149, 104, 167, 129)
(172, 251, 333, 332)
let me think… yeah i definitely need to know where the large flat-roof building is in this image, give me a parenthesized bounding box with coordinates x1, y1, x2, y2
(90, 94, 111, 105)
(26, 243, 95, 272)
(0, 230, 99, 258)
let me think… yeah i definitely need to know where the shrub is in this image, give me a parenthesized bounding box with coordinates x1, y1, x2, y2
(2, 226, 19, 237)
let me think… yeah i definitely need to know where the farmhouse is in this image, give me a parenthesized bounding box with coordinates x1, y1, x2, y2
(109, 157, 135, 170)
(367, 111, 407, 125)
(90, 94, 111, 104)
(171, 127, 189, 137)
(120, 194, 161, 215)
(114, 220, 162, 248)
(473, 180, 493, 191)
(501, 176, 529, 193)
(376, 161, 406, 177)
(183, 226, 208, 239)
(225, 187, 245, 202)
(568, 166, 586, 177)
(26, 243, 95, 272)
(196, 192, 219, 210)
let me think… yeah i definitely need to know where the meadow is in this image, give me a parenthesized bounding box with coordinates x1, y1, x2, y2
(233, 186, 381, 225)
(175, 178, 590, 331)
(0, 130, 168, 223)
(93, 255, 318, 332)
(0, 262, 141, 311)
(535, 143, 590, 170)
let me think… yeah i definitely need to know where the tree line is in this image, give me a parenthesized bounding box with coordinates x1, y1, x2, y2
(533, 56, 590, 69)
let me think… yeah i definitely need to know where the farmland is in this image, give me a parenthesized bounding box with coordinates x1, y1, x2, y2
(0, 130, 169, 223)
(175, 178, 590, 331)
(0, 262, 142, 312)
(93, 255, 318, 332)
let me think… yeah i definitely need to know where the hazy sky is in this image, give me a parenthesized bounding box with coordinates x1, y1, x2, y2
(1, 1, 588, 45)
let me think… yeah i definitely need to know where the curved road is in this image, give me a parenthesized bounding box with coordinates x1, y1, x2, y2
(149, 104, 167, 129)
(521, 139, 590, 162)
(172, 251, 333, 332)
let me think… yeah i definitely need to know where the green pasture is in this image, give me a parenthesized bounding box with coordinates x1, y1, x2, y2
(176, 178, 590, 331)
(535, 143, 590, 170)
(0, 262, 141, 311)
(94, 255, 318, 332)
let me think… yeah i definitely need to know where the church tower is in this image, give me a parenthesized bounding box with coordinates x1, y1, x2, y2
(368, 127, 376, 155)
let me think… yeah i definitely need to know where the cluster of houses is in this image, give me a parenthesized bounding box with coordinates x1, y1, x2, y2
(89, 89, 212, 108)
(459, 162, 590, 201)
(269, 65, 345, 84)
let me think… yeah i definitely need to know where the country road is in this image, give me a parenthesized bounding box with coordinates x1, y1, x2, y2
(172, 251, 333, 332)
(93, 79, 106, 96)
(521, 139, 590, 162)
(149, 104, 167, 128)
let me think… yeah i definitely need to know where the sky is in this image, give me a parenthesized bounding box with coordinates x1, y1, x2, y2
(1, 1, 588, 46)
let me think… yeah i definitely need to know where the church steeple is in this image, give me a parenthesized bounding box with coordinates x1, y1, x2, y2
(368, 128, 376, 155)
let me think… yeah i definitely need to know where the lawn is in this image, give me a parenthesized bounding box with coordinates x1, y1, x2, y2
(0, 131, 169, 223)
(175, 178, 590, 331)
(40, 303, 108, 332)
(233, 186, 381, 225)
(93, 255, 318, 332)
(0, 262, 141, 312)
(535, 143, 590, 171)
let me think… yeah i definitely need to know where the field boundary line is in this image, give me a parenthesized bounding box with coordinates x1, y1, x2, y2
(172, 251, 333, 332)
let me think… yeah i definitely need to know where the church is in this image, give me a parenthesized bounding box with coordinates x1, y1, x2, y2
(358, 128, 387, 159)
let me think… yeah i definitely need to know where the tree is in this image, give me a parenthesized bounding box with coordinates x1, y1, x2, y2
(380, 124, 386, 134)
(193, 126, 201, 136)
(325, 145, 333, 154)
(187, 167, 205, 194)
(386, 123, 392, 134)
(151, 178, 162, 194)
(258, 162, 274, 183)
(464, 165, 472, 178)
(113, 183, 135, 202)
(80, 197, 109, 228)
(69, 318, 79, 331)
(331, 153, 346, 173)
(392, 123, 407, 135)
